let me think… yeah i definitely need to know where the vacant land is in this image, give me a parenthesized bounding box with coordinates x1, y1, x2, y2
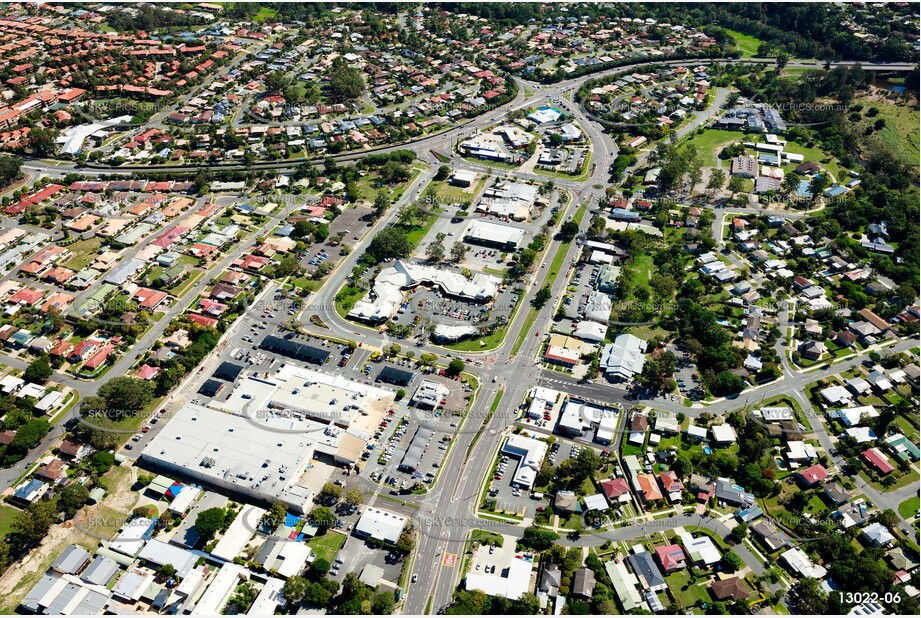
(855, 95, 920, 168)
(726, 29, 763, 58)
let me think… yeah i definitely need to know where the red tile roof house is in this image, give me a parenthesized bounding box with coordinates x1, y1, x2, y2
(637, 473, 663, 502)
(83, 343, 115, 371)
(188, 313, 219, 328)
(599, 478, 631, 503)
(659, 471, 684, 501)
(136, 364, 160, 380)
(9, 288, 44, 306)
(49, 339, 74, 358)
(796, 464, 829, 488)
(655, 544, 687, 572)
(863, 448, 895, 474)
(198, 298, 227, 316)
(134, 288, 168, 311)
(36, 458, 65, 483)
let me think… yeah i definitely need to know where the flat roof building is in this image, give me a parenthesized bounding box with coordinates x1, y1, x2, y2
(355, 507, 407, 544)
(463, 220, 526, 250)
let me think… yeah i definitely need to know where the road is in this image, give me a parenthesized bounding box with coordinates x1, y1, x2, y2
(5, 50, 917, 614)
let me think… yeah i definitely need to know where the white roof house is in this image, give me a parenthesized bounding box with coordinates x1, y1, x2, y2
(140, 404, 321, 513)
(137, 540, 198, 578)
(191, 563, 248, 615)
(710, 424, 737, 444)
(680, 533, 721, 565)
(828, 406, 878, 428)
(572, 320, 607, 343)
(583, 291, 613, 324)
(781, 548, 827, 578)
(355, 507, 408, 544)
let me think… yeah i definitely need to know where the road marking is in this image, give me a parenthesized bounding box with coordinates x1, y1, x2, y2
(442, 553, 457, 568)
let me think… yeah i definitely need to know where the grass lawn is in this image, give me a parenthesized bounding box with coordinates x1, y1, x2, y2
(726, 29, 764, 58)
(0, 504, 20, 537)
(779, 140, 848, 180)
(666, 569, 712, 608)
(683, 128, 747, 168)
(63, 238, 102, 270)
(898, 496, 920, 520)
(511, 307, 539, 356)
(253, 7, 278, 21)
(307, 531, 347, 563)
(470, 529, 504, 547)
(426, 175, 487, 207)
(335, 284, 366, 318)
(854, 96, 920, 168)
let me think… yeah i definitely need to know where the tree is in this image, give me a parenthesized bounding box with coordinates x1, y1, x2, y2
(446, 359, 465, 377)
(776, 52, 790, 72)
(194, 507, 227, 543)
(283, 576, 308, 605)
(673, 453, 694, 478)
(372, 192, 389, 219)
(450, 241, 466, 263)
(366, 228, 412, 263)
(318, 483, 342, 504)
(97, 377, 154, 414)
(87, 450, 115, 476)
(425, 240, 445, 262)
(520, 526, 559, 551)
(262, 502, 287, 531)
(23, 356, 52, 384)
(312, 557, 331, 575)
(13, 499, 57, 545)
(720, 551, 744, 573)
(559, 220, 579, 242)
(435, 165, 450, 181)
(158, 563, 177, 578)
(787, 578, 827, 614)
(303, 580, 338, 607)
(781, 173, 799, 196)
(58, 483, 89, 517)
(344, 488, 364, 508)
(808, 174, 831, 202)
(727, 175, 746, 196)
(532, 285, 552, 309)
(309, 506, 334, 532)
(326, 58, 365, 102)
(0, 154, 22, 189)
(396, 529, 415, 554)
(708, 169, 726, 193)
(29, 127, 58, 157)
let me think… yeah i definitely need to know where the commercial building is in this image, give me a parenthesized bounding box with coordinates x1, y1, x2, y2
(141, 404, 329, 513)
(348, 260, 501, 324)
(463, 219, 526, 250)
(355, 507, 407, 544)
(475, 181, 539, 221)
(599, 334, 647, 382)
(501, 434, 548, 489)
(557, 399, 619, 444)
(465, 555, 534, 600)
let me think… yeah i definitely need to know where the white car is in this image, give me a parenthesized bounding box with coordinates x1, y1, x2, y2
(412, 574, 419, 583)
